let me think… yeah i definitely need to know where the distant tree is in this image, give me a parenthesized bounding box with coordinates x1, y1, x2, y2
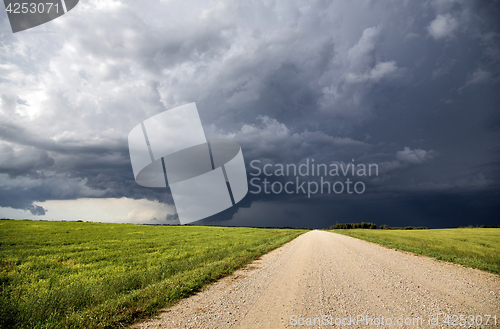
(329, 222, 377, 230)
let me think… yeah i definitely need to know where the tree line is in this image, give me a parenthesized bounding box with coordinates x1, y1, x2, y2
(329, 222, 429, 230)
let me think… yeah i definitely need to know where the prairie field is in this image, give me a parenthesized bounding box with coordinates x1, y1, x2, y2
(331, 228, 500, 275)
(0, 220, 307, 328)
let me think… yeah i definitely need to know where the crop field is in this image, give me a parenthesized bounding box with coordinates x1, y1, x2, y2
(331, 228, 500, 275)
(0, 220, 307, 328)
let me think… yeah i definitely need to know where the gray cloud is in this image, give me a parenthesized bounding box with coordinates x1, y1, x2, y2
(25, 204, 46, 216)
(427, 14, 459, 40)
(396, 147, 436, 165)
(0, 0, 498, 227)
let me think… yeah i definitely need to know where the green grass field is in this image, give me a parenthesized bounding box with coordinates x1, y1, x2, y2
(330, 228, 500, 275)
(0, 220, 307, 329)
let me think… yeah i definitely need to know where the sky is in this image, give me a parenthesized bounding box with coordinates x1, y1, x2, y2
(0, 0, 499, 228)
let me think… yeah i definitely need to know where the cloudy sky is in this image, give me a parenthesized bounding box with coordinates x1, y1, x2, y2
(0, 0, 498, 228)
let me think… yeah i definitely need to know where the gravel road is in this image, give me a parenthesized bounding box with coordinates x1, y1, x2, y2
(132, 230, 500, 328)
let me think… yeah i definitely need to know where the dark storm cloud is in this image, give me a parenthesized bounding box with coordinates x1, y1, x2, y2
(25, 204, 46, 216)
(0, 143, 54, 177)
(0, 0, 498, 226)
(0, 120, 127, 157)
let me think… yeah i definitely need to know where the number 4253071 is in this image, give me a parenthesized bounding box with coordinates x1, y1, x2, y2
(443, 314, 497, 326)
(5, 2, 60, 14)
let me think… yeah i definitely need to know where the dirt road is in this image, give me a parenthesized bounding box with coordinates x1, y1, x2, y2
(133, 230, 500, 328)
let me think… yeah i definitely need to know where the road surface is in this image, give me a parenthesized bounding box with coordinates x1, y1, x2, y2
(133, 230, 500, 328)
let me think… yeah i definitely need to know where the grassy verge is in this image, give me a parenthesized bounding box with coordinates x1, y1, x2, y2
(329, 228, 500, 275)
(0, 220, 307, 328)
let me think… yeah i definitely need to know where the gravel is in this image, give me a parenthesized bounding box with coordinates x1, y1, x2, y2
(132, 230, 500, 328)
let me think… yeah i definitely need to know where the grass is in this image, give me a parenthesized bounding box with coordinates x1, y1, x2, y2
(0, 220, 307, 329)
(330, 228, 500, 275)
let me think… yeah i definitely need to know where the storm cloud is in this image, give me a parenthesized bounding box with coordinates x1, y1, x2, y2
(0, 0, 498, 227)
